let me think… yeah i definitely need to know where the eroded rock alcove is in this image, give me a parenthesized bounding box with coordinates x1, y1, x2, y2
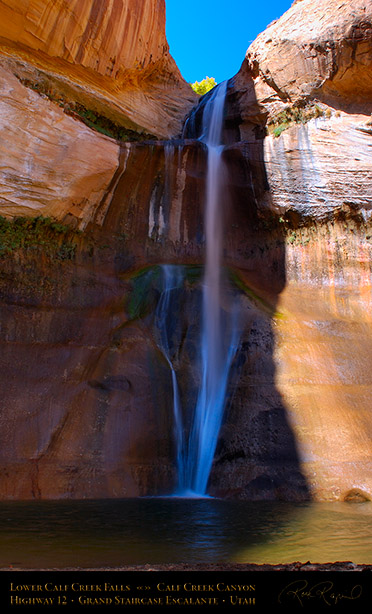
(0, 0, 371, 502)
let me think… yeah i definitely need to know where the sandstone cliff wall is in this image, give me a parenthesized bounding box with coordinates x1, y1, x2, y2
(0, 248, 175, 499)
(0, 0, 196, 138)
(0, 65, 119, 225)
(0, 0, 371, 502)
(0, 0, 196, 225)
(240, 0, 372, 118)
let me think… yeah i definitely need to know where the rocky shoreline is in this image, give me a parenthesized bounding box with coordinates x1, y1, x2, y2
(2, 562, 371, 572)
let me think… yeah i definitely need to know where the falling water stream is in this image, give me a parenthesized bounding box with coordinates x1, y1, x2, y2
(185, 81, 240, 495)
(156, 82, 241, 496)
(155, 265, 187, 491)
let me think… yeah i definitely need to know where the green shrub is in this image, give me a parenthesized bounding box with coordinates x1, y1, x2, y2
(190, 77, 217, 95)
(269, 103, 325, 137)
(273, 123, 288, 137)
(0, 215, 78, 259)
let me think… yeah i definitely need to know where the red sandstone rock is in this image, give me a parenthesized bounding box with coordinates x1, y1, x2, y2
(216, 0, 372, 502)
(0, 252, 176, 499)
(0, 65, 119, 225)
(0, 0, 371, 504)
(240, 0, 372, 118)
(0, 0, 197, 226)
(0, 0, 196, 138)
(263, 111, 372, 222)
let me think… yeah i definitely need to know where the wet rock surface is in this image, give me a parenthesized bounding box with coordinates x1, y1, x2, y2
(0, 0, 371, 503)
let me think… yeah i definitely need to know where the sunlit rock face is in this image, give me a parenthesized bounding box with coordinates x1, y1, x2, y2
(275, 226, 372, 501)
(263, 113, 372, 222)
(238, 0, 372, 118)
(0, 0, 196, 138)
(0, 66, 119, 226)
(0, 0, 196, 226)
(211, 221, 372, 502)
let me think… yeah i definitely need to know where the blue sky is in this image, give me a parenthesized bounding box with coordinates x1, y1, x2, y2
(166, 0, 293, 84)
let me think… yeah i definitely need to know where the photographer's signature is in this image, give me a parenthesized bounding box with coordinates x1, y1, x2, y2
(278, 580, 362, 607)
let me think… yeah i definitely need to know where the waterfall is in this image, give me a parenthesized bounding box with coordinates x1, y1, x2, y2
(155, 82, 240, 497)
(155, 265, 187, 491)
(184, 81, 240, 495)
